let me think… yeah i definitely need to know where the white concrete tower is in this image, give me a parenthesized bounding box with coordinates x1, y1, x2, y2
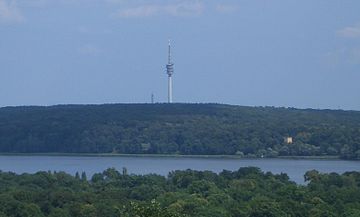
(166, 40, 174, 103)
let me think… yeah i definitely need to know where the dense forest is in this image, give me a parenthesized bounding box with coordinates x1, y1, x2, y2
(0, 167, 359, 217)
(0, 103, 359, 159)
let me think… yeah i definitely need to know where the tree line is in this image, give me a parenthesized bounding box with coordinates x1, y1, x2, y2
(0, 167, 359, 217)
(0, 103, 359, 159)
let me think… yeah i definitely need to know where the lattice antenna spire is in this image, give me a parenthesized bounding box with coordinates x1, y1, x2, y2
(168, 39, 171, 64)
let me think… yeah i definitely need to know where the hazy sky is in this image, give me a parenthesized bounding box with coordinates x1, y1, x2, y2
(0, 0, 359, 110)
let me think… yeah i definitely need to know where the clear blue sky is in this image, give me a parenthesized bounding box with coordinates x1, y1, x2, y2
(0, 0, 359, 110)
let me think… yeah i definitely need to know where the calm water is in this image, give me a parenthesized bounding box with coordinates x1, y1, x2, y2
(0, 156, 359, 184)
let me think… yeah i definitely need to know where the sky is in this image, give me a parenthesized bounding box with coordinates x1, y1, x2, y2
(0, 0, 359, 110)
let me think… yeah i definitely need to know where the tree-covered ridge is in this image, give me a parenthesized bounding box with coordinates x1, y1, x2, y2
(0, 103, 359, 159)
(0, 167, 359, 217)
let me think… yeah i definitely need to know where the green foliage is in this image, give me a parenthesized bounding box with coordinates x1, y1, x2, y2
(124, 200, 188, 217)
(0, 104, 359, 159)
(0, 167, 359, 217)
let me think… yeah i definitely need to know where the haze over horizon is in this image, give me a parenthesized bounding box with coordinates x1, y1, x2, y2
(1, 0, 359, 110)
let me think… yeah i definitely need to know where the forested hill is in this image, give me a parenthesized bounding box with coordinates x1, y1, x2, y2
(0, 103, 359, 159)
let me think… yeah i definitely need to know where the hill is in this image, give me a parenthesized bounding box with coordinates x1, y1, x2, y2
(0, 103, 359, 159)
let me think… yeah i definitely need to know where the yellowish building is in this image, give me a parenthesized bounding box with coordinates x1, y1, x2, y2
(284, 137, 293, 144)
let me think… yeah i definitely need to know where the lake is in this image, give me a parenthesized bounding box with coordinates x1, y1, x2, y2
(0, 155, 358, 184)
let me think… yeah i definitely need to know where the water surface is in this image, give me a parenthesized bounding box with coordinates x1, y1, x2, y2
(0, 155, 358, 184)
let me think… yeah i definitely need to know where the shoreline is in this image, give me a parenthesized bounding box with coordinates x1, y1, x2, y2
(0, 153, 347, 160)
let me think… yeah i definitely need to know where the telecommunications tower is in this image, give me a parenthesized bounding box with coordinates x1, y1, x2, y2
(166, 40, 174, 103)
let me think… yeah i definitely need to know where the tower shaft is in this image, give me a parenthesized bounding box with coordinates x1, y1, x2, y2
(168, 76, 172, 103)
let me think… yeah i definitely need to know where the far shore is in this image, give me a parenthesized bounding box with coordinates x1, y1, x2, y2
(0, 153, 347, 160)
